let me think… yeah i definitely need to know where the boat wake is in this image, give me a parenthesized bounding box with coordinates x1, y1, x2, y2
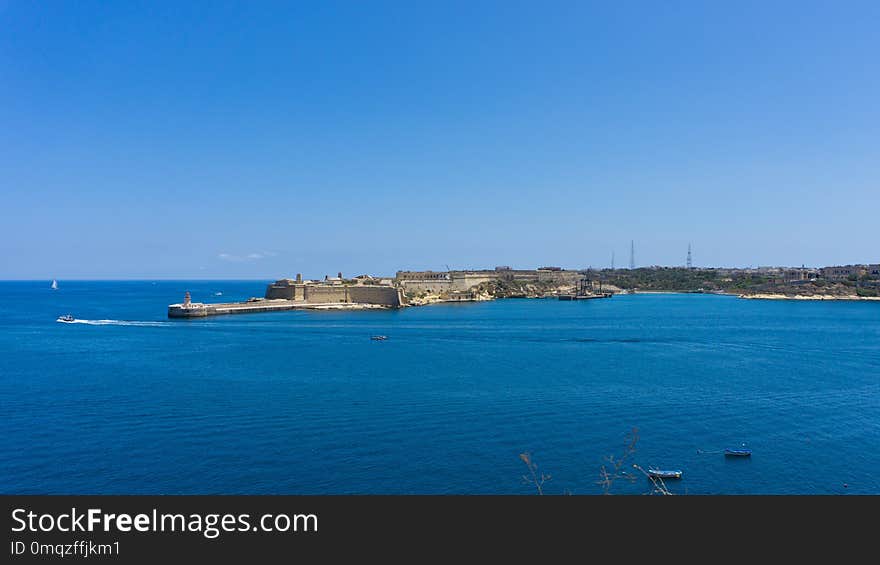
(61, 319, 170, 327)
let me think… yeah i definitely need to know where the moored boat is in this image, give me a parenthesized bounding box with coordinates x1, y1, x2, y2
(647, 469, 682, 479)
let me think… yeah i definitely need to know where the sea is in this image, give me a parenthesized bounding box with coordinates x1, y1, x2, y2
(1, 281, 878, 494)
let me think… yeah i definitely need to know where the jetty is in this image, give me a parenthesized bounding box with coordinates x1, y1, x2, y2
(169, 297, 293, 318)
(558, 274, 613, 301)
(168, 298, 390, 318)
(558, 292, 612, 301)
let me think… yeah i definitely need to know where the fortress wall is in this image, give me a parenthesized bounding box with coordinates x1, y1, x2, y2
(348, 285, 403, 307)
(266, 278, 401, 306)
(301, 285, 402, 306)
(265, 281, 307, 300)
(395, 271, 450, 281)
(399, 271, 579, 293)
(265, 282, 297, 299)
(498, 270, 539, 282)
(399, 280, 455, 293)
(304, 285, 348, 303)
(536, 270, 581, 284)
(453, 273, 496, 290)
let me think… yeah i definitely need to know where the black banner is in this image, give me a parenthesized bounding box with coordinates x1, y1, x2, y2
(2, 495, 873, 562)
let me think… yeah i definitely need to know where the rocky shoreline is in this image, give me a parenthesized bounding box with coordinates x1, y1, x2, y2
(738, 293, 880, 301)
(405, 288, 880, 307)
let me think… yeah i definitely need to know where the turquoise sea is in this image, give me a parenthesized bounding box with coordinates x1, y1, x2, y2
(1, 281, 878, 494)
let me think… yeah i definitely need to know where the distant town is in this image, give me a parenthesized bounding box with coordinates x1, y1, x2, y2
(393, 263, 880, 303)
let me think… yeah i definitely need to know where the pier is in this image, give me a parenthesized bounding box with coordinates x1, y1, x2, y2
(167, 288, 401, 318)
(558, 274, 613, 301)
(170, 298, 295, 318)
(168, 298, 392, 318)
(557, 292, 612, 301)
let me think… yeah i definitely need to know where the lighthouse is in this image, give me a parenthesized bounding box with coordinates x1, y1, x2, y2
(183, 291, 192, 307)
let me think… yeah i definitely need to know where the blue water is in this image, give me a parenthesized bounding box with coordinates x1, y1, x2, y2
(1, 281, 878, 494)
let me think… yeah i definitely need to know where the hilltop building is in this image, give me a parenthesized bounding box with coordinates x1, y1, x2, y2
(820, 265, 880, 280)
(394, 266, 581, 294)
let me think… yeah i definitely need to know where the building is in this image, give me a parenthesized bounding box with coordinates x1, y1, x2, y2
(782, 268, 818, 283)
(264, 274, 403, 306)
(821, 265, 867, 280)
(394, 266, 581, 294)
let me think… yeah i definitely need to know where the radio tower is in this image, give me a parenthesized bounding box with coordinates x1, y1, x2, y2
(611, 251, 615, 270)
(629, 240, 635, 270)
(686, 243, 693, 269)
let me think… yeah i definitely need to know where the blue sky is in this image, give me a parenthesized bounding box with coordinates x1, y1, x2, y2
(2, 1, 878, 279)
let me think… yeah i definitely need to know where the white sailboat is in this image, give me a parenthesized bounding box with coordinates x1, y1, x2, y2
(50, 279, 58, 290)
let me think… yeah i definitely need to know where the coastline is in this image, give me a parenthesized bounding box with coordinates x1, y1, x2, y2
(409, 290, 880, 303)
(631, 290, 733, 295)
(738, 293, 880, 301)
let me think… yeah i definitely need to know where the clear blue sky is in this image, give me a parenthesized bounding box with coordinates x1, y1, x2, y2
(2, 1, 878, 279)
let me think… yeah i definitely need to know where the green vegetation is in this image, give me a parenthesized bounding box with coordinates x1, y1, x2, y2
(604, 267, 723, 292)
(400, 267, 880, 302)
(600, 267, 874, 298)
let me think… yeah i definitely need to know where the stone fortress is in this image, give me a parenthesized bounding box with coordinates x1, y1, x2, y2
(394, 266, 582, 293)
(264, 266, 583, 305)
(169, 266, 583, 317)
(265, 272, 404, 306)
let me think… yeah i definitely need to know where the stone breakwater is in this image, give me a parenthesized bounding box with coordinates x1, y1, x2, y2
(168, 278, 404, 318)
(167, 299, 392, 318)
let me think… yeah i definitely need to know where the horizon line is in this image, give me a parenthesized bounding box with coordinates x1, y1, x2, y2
(4, 262, 879, 282)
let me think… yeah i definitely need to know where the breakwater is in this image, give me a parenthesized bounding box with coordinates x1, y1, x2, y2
(167, 299, 393, 318)
(168, 279, 404, 318)
(169, 299, 298, 318)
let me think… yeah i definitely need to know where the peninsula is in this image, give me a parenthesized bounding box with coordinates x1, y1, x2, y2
(168, 263, 880, 318)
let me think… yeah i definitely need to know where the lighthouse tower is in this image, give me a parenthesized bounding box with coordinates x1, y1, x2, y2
(183, 291, 192, 307)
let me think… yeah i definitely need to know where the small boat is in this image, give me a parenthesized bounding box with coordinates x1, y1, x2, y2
(724, 448, 752, 457)
(214, 291, 223, 296)
(370, 335, 388, 341)
(50, 279, 58, 290)
(647, 469, 682, 479)
(57, 314, 75, 323)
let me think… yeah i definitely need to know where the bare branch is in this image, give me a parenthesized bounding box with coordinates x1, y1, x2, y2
(632, 464, 673, 496)
(519, 451, 550, 495)
(597, 427, 640, 494)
